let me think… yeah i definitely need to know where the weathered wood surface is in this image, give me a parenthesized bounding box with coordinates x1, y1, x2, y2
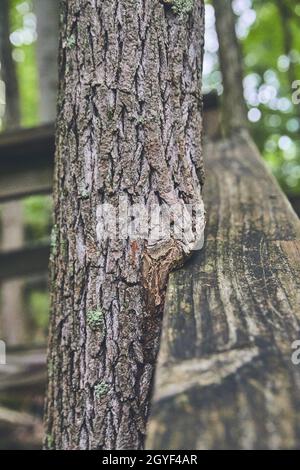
(0, 124, 54, 202)
(147, 132, 300, 450)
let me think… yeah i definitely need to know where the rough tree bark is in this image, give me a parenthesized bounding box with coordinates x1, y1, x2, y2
(34, 0, 59, 123)
(44, 0, 205, 450)
(147, 131, 300, 451)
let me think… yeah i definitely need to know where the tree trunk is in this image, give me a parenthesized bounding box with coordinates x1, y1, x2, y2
(0, 0, 20, 128)
(213, 0, 248, 136)
(44, 0, 205, 450)
(34, 0, 59, 123)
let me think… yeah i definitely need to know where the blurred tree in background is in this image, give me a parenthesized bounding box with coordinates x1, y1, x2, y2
(204, 0, 300, 195)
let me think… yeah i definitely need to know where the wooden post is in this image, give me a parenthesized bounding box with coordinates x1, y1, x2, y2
(212, 0, 248, 136)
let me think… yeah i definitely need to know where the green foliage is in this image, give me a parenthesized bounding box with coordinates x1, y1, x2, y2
(28, 290, 49, 330)
(9, 0, 39, 127)
(23, 195, 52, 242)
(204, 0, 300, 195)
(241, 0, 300, 195)
(23, 283, 50, 344)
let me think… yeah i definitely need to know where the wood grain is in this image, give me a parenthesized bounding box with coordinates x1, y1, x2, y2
(146, 132, 300, 450)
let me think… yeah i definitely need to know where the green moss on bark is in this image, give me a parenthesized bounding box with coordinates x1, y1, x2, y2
(87, 309, 105, 330)
(172, 0, 194, 15)
(94, 382, 109, 398)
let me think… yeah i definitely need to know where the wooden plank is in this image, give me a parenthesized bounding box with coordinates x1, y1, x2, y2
(0, 244, 50, 281)
(0, 124, 54, 202)
(146, 132, 300, 450)
(0, 166, 53, 202)
(0, 124, 54, 165)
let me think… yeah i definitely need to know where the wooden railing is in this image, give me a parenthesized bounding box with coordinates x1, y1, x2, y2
(146, 132, 300, 450)
(0, 124, 54, 203)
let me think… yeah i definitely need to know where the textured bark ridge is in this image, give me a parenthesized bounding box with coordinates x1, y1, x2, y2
(45, 0, 205, 450)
